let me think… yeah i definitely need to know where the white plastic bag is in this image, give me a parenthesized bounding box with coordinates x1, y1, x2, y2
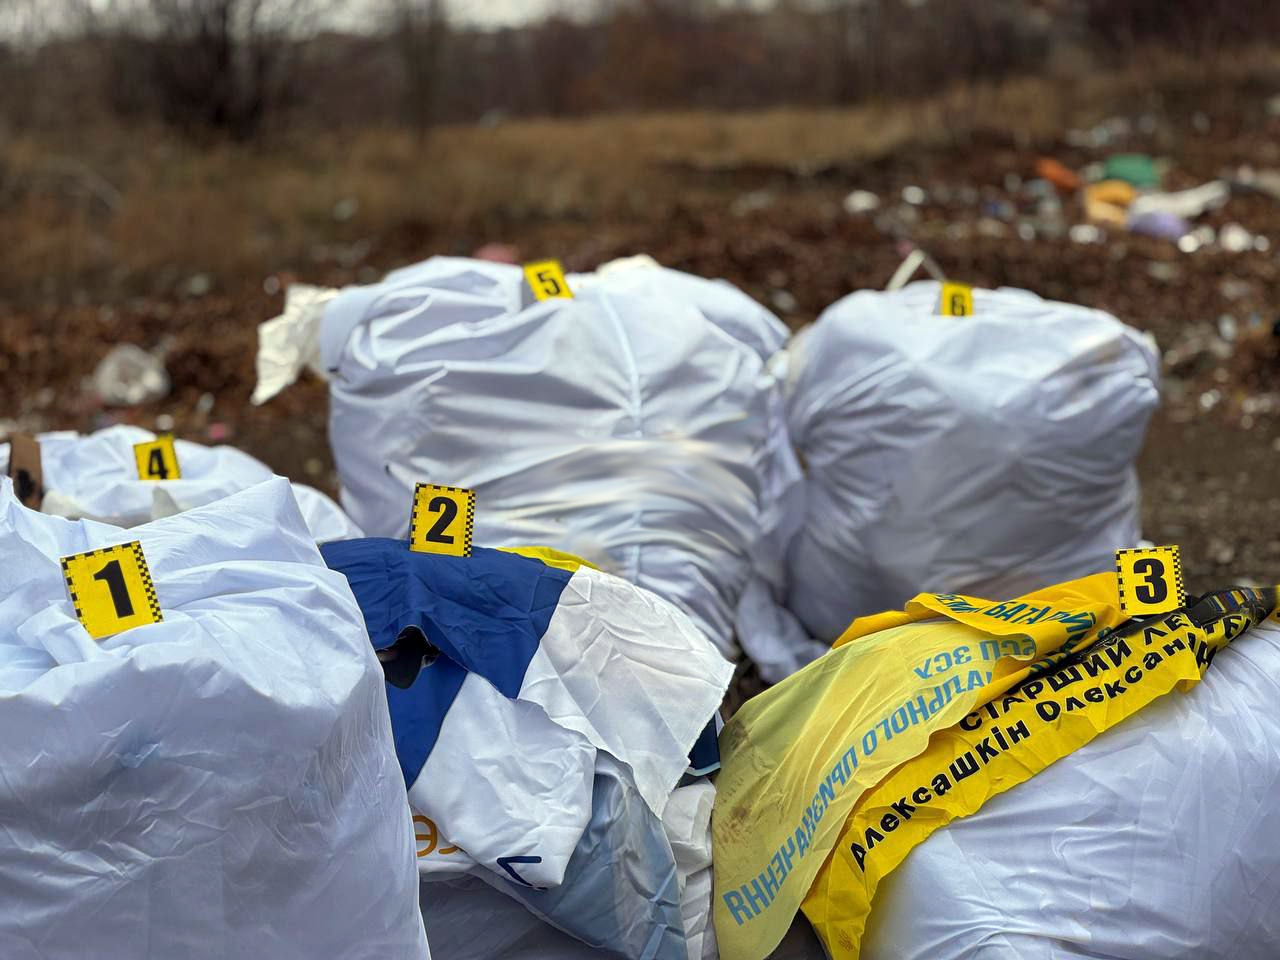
(863, 614, 1280, 959)
(785, 281, 1160, 640)
(259, 256, 798, 659)
(418, 776, 721, 960)
(0, 425, 361, 543)
(420, 877, 601, 959)
(0, 477, 428, 959)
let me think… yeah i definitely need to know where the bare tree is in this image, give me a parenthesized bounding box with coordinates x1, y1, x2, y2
(92, 0, 340, 138)
(388, 0, 448, 137)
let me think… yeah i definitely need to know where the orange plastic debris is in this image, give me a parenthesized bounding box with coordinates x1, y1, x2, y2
(1036, 157, 1081, 192)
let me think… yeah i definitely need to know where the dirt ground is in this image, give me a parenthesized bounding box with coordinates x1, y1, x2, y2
(3, 75, 1278, 600)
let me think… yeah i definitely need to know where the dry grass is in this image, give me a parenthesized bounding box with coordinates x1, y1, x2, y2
(3, 45, 1278, 303)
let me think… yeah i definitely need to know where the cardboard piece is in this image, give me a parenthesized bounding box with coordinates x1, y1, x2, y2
(6, 433, 43, 509)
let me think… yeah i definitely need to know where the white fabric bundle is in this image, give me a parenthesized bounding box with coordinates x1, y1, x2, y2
(0, 425, 361, 543)
(785, 281, 1160, 640)
(0, 477, 427, 959)
(256, 256, 800, 660)
(323, 538, 732, 958)
(863, 614, 1280, 959)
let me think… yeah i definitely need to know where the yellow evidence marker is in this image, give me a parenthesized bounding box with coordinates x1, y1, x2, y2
(938, 282, 974, 316)
(523, 260, 573, 301)
(409, 483, 476, 557)
(61, 540, 163, 640)
(1115, 545, 1185, 616)
(133, 435, 181, 481)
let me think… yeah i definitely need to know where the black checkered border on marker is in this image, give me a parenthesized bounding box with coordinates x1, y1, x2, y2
(1115, 546, 1186, 612)
(409, 483, 476, 558)
(60, 540, 164, 628)
(130, 540, 164, 622)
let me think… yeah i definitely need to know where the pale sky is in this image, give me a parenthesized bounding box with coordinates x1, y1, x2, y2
(7, 0, 632, 37)
(449, 0, 594, 27)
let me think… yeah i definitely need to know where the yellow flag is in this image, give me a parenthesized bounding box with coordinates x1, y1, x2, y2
(711, 574, 1126, 959)
(802, 586, 1277, 957)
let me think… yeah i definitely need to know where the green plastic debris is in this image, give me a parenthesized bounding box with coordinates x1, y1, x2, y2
(1104, 154, 1159, 189)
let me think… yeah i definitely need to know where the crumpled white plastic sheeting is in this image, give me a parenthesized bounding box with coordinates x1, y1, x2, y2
(864, 614, 1280, 960)
(0, 425, 362, 544)
(661, 779, 719, 960)
(0, 477, 428, 959)
(255, 256, 801, 660)
(785, 281, 1161, 641)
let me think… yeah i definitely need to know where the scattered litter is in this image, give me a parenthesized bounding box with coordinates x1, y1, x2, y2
(309, 238, 372, 268)
(1164, 325, 1233, 376)
(1080, 160, 1106, 182)
(977, 217, 1009, 238)
(332, 197, 358, 222)
(770, 289, 799, 313)
(91, 344, 171, 406)
(1084, 179, 1136, 225)
(1178, 224, 1217, 253)
(1104, 153, 1159, 188)
(731, 189, 776, 215)
(1232, 166, 1280, 203)
(1210, 539, 1237, 565)
(842, 189, 880, 214)
(1129, 180, 1229, 220)
(1220, 278, 1252, 301)
(181, 273, 212, 298)
(1128, 209, 1189, 240)
(1069, 223, 1104, 244)
(1087, 179, 1138, 207)
(1219, 222, 1256, 252)
(1035, 156, 1080, 192)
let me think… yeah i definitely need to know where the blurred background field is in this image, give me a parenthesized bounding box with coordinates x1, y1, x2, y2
(2, 0, 1278, 590)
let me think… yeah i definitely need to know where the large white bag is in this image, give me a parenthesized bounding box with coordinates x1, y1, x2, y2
(863, 612, 1280, 959)
(0, 425, 361, 543)
(257, 256, 799, 659)
(0, 477, 428, 959)
(785, 281, 1160, 640)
